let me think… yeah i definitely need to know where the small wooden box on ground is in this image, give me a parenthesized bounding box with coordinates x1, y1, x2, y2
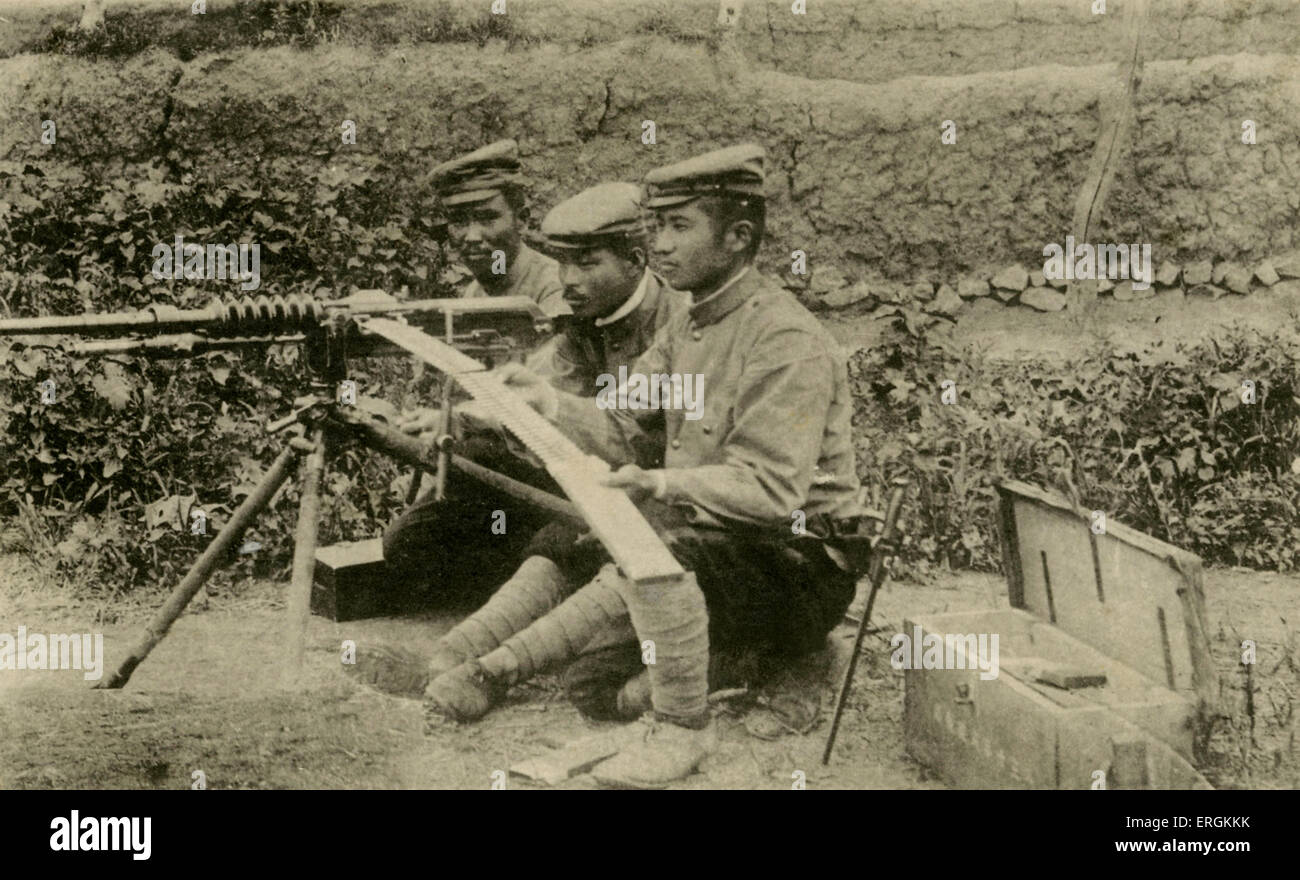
(311, 538, 393, 622)
(903, 480, 1218, 789)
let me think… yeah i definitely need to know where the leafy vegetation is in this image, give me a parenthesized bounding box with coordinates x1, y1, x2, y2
(15, 0, 530, 62)
(857, 305, 1300, 575)
(0, 145, 450, 602)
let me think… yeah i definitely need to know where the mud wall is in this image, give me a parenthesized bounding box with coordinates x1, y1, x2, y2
(1, 0, 1297, 286)
(414, 0, 1300, 85)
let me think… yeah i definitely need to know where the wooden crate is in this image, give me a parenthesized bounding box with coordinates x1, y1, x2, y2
(311, 538, 392, 622)
(902, 480, 1218, 789)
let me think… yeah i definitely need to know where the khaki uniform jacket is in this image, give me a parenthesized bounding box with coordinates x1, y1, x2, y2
(453, 243, 571, 318)
(514, 271, 687, 469)
(551, 267, 862, 528)
(463, 270, 687, 469)
(527, 271, 689, 398)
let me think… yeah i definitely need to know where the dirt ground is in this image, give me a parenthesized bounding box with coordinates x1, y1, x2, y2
(1, 550, 1295, 791)
(0, 552, 930, 791)
(1, 292, 1297, 790)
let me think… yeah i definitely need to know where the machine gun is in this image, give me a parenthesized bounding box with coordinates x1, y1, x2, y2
(0, 290, 552, 371)
(0, 291, 570, 687)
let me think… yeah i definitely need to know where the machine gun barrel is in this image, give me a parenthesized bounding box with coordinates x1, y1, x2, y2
(70, 333, 305, 357)
(0, 292, 552, 341)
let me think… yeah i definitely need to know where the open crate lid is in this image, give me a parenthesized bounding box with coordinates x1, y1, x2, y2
(995, 480, 1218, 713)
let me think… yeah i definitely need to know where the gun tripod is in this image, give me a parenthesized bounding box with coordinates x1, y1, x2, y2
(93, 391, 582, 690)
(0, 291, 561, 689)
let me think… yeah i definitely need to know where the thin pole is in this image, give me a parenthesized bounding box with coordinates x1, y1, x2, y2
(822, 482, 908, 764)
(284, 428, 327, 676)
(94, 445, 298, 689)
(434, 309, 455, 500)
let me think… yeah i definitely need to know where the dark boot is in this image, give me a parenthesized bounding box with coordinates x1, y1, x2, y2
(571, 648, 764, 722)
(420, 659, 507, 722)
(614, 670, 652, 719)
(562, 641, 645, 721)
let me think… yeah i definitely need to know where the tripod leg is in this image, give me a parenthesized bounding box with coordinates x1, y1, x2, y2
(405, 469, 423, 505)
(434, 309, 454, 500)
(326, 407, 584, 526)
(94, 446, 298, 689)
(284, 427, 327, 676)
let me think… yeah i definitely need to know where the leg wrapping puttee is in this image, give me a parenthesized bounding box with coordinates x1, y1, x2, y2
(436, 556, 570, 659)
(621, 569, 710, 725)
(476, 563, 630, 686)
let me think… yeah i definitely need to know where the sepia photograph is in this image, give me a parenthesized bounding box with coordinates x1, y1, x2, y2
(0, 0, 1295, 833)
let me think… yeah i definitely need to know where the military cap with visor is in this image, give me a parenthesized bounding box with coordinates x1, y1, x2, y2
(643, 143, 765, 209)
(538, 182, 647, 252)
(429, 139, 526, 207)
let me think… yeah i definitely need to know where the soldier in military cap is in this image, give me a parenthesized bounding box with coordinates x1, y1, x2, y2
(423, 144, 871, 788)
(373, 140, 568, 617)
(387, 140, 567, 454)
(356, 140, 567, 691)
(528, 181, 689, 399)
(426, 138, 569, 319)
(353, 181, 689, 699)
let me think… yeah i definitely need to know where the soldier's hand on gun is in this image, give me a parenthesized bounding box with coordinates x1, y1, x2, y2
(602, 464, 665, 503)
(456, 399, 504, 435)
(493, 362, 559, 419)
(395, 407, 443, 441)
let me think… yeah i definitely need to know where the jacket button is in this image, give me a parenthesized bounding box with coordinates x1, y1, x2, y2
(610, 342, 620, 351)
(671, 439, 681, 449)
(691, 330, 702, 341)
(702, 425, 712, 435)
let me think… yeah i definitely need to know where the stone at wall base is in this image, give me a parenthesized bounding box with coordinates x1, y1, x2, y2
(1222, 266, 1253, 294)
(1274, 257, 1300, 280)
(928, 284, 965, 316)
(1020, 286, 1066, 312)
(991, 263, 1029, 292)
(1183, 260, 1213, 286)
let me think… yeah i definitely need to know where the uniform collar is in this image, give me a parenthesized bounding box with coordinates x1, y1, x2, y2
(689, 263, 755, 327)
(594, 269, 651, 328)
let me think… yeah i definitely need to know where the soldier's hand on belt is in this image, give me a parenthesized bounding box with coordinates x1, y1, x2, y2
(494, 362, 559, 419)
(602, 464, 667, 503)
